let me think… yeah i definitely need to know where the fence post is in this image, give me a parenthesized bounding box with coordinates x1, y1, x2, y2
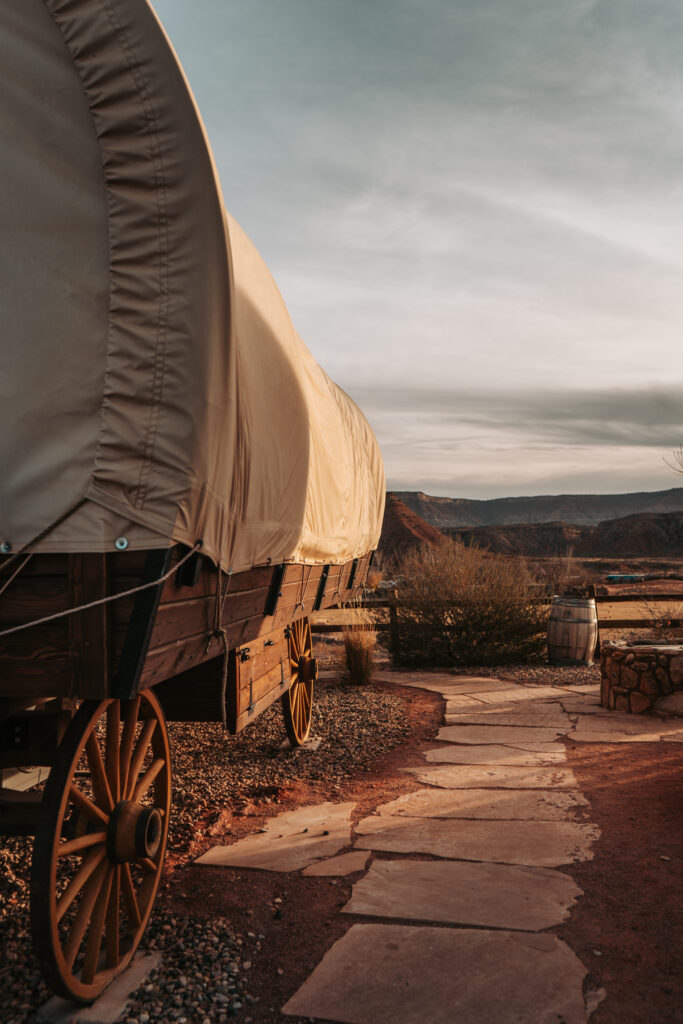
(389, 589, 398, 632)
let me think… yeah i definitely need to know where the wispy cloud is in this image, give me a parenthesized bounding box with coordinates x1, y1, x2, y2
(154, 0, 683, 496)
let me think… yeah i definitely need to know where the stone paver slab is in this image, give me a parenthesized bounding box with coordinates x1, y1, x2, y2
(559, 701, 611, 716)
(376, 671, 512, 691)
(437, 724, 565, 745)
(560, 684, 601, 695)
(406, 763, 579, 789)
(302, 851, 371, 876)
(375, 786, 587, 820)
(424, 743, 566, 767)
(444, 705, 571, 728)
(279, 735, 322, 751)
(35, 954, 162, 1023)
(355, 815, 599, 866)
(195, 802, 354, 872)
(570, 717, 683, 744)
(342, 859, 583, 930)
(474, 686, 564, 705)
(282, 924, 589, 1024)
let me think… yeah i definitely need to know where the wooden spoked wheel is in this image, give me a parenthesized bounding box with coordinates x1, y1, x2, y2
(281, 616, 317, 747)
(30, 690, 171, 1003)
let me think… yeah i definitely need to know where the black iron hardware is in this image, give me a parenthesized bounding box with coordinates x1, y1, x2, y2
(264, 563, 286, 616)
(313, 565, 330, 611)
(175, 547, 203, 588)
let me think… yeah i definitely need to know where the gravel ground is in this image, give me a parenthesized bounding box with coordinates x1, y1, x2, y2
(445, 662, 600, 687)
(0, 650, 606, 1024)
(0, 674, 408, 1024)
(167, 676, 409, 852)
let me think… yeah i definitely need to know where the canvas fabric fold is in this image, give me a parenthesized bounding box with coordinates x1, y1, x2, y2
(0, 0, 384, 572)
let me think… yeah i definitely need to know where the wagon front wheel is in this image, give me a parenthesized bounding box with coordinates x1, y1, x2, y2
(31, 690, 171, 1003)
(281, 617, 317, 747)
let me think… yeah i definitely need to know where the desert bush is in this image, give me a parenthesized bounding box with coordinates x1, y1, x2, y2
(342, 604, 376, 685)
(538, 545, 578, 596)
(388, 542, 548, 667)
(638, 596, 683, 642)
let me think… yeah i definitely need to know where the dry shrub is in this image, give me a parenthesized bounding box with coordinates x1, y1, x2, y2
(638, 596, 683, 642)
(342, 604, 376, 685)
(538, 545, 577, 595)
(389, 542, 548, 667)
(366, 567, 383, 591)
(366, 551, 383, 591)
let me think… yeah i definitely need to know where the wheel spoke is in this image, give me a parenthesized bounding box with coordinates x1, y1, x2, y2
(85, 733, 114, 812)
(121, 863, 141, 929)
(58, 831, 107, 858)
(130, 757, 165, 803)
(105, 702, 121, 804)
(125, 718, 157, 800)
(139, 857, 158, 874)
(56, 846, 107, 924)
(69, 784, 109, 827)
(301, 685, 311, 718)
(105, 865, 120, 969)
(81, 864, 114, 984)
(63, 858, 110, 970)
(119, 697, 141, 799)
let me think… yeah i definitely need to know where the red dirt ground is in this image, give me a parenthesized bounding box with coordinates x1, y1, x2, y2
(559, 741, 683, 1024)
(161, 690, 683, 1024)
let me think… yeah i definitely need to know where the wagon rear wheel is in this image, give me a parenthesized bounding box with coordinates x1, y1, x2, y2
(31, 690, 171, 1003)
(281, 616, 317, 747)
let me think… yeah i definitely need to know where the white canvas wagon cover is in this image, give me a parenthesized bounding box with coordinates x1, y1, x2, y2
(0, 0, 385, 574)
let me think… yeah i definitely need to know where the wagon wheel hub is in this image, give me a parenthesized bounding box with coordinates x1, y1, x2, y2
(297, 655, 318, 684)
(107, 801, 163, 864)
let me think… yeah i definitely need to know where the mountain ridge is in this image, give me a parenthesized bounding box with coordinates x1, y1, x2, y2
(395, 487, 683, 529)
(378, 493, 447, 561)
(447, 511, 683, 559)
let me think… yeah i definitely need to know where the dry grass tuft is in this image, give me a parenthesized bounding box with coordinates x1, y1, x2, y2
(342, 603, 376, 685)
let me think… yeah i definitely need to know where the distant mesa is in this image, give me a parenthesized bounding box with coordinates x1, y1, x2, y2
(381, 488, 683, 562)
(395, 487, 683, 530)
(448, 512, 683, 559)
(378, 493, 447, 561)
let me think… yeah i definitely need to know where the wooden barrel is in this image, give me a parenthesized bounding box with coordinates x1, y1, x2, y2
(547, 596, 598, 666)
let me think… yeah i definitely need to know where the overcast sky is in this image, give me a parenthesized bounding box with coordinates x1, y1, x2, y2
(154, 0, 683, 498)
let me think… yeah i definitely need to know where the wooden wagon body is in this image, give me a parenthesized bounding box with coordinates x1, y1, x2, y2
(0, 0, 383, 1003)
(0, 548, 372, 718)
(0, 545, 373, 1001)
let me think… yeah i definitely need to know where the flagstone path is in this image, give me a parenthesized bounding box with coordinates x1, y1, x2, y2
(195, 671, 682, 1022)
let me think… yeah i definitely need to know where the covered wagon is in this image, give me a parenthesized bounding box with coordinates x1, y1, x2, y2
(0, 0, 385, 1002)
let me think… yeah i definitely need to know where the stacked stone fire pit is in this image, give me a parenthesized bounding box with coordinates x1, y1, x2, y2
(600, 640, 683, 713)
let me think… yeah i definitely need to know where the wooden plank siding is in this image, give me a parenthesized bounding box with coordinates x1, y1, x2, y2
(0, 548, 373, 707)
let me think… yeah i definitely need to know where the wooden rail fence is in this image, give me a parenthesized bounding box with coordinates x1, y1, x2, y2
(311, 592, 683, 634)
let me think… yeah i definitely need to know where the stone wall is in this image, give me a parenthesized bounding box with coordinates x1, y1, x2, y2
(600, 641, 683, 713)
